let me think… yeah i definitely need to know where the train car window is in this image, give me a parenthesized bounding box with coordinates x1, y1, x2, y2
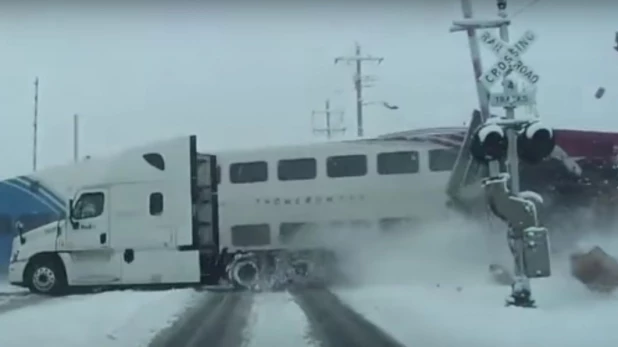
(229, 161, 268, 184)
(279, 222, 318, 244)
(231, 224, 271, 246)
(429, 148, 459, 172)
(149, 192, 164, 216)
(329, 220, 373, 230)
(350, 219, 373, 229)
(73, 192, 105, 220)
(379, 217, 416, 233)
(327, 155, 367, 178)
(0, 214, 12, 235)
(377, 151, 419, 175)
(278, 158, 317, 181)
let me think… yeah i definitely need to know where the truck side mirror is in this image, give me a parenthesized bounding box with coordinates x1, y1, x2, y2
(15, 221, 25, 245)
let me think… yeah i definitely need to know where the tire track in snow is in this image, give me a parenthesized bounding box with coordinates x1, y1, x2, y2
(244, 291, 318, 347)
(290, 287, 405, 347)
(148, 290, 253, 347)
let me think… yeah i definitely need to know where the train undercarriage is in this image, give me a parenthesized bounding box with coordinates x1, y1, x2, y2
(222, 249, 339, 291)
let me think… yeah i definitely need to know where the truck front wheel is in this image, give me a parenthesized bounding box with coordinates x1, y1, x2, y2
(26, 258, 67, 295)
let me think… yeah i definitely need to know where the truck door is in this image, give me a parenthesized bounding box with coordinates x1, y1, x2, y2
(62, 188, 121, 285)
(67, 189, 110, 249)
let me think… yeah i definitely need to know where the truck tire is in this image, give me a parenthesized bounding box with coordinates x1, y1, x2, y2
(26, 258, 67, 295)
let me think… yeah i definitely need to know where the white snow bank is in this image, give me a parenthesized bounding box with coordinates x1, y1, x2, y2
(0, 289, 201, 347)
(245, 292, 317, 347)
(333, 214, 618, 347)
(338, 278, 618, 347)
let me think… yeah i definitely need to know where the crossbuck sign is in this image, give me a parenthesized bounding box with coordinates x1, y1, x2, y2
(478, 30, 539, 91)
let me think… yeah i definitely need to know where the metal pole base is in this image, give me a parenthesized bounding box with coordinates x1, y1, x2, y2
(505, 277, 536, 308)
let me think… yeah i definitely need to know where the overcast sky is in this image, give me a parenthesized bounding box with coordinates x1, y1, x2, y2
(0, 0, 616, 178)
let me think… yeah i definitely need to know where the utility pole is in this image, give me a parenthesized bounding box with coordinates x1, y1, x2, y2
(335, 43, 383, 138)
(73, 114, 80, 163)
(32, 77, 39, 172)
(312, 99, 345, 140)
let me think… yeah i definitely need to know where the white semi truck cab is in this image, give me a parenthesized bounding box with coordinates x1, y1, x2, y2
(8, 135, 221, 295)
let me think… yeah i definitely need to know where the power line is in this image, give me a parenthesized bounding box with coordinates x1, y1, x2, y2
(335, 42, 383, 138)
(312, 99, 345, 140)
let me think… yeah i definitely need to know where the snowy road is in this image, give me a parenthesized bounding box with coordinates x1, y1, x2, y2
(150, 286, 402, 347)
(4, 217, 618, 347)
(291, 287, 404, 347)
(0, 281, 391, 347)
(0, 281, 52, 315)
(1, 281, 618, 347)
(0, 286, 201, 347)
(149, 291, 253, 347)
(0, 293, 50, 315)
(335, 281, 618, 347)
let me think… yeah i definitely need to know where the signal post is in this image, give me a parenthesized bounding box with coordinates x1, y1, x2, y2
(450, 0, 556, 308)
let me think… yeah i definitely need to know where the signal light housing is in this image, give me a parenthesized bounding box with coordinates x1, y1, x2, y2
(470, 123, 508, 163)
(517, 121, 555, 165)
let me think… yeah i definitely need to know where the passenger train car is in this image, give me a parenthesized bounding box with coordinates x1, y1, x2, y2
(218, 124, 618, 259)
(217, 136, 460, 255)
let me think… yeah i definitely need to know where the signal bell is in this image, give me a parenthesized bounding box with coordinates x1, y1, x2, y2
(470, 123, 508, 163)
(517, 121, 555, 165)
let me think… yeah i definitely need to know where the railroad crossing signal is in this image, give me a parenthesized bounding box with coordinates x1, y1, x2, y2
(478, 30, 539, 92)
(489, 78, 536, 108)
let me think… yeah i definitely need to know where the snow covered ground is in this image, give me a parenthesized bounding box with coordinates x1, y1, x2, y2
(0, 281, 27, 294)
(337, 280, 618, 347)
(332, 216, 618, 347)
(0, 288, 200, 347)
(244, 291, 317, 347)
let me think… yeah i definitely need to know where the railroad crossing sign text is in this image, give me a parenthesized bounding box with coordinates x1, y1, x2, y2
(479, 30, 539, 91)
(489, 92, 535, 108)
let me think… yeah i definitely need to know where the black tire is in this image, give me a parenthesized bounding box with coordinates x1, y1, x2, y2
(26, 258, 67, 296)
